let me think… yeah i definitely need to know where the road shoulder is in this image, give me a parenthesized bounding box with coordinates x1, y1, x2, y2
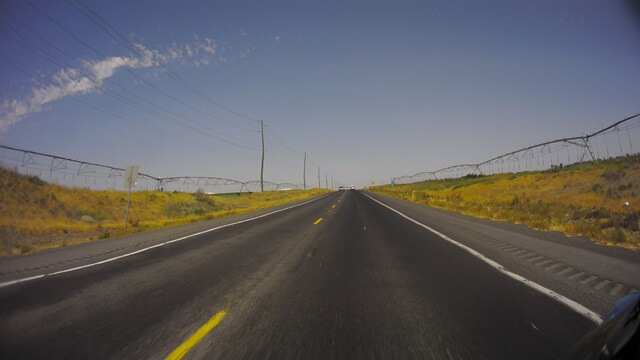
(363, 191, 640, 316)
(0, 193, 330, 285)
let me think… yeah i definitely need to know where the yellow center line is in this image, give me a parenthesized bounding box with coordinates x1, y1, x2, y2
(332, 205, 336, 208)
(314, 217, 323, 225)
(166, 309, 228, 360)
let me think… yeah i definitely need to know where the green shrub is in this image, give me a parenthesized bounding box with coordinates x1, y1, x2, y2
(26, 175, 45, 186)
(20, 244, 34, 254)
(601, 169, 625, 181)
(619, 212, 640, 231)
(603, 227, 627, 244)
(193, 209, 206, 216)
(194, 189, 216, 207)
(618, 183, 633, 191)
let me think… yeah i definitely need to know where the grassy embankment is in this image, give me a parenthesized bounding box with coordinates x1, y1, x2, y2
(0, 166, 328, 255)
(370, 155, 640, 250)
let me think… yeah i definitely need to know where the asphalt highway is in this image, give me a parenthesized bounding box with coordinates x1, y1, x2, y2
(1, 190, 637, 359)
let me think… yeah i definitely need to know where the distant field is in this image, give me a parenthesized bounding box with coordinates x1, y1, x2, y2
(371, 155, 640, 250)
(0, 167, 327, 255)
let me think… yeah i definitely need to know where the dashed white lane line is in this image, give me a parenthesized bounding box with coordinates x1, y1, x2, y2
(0, 195, 329, 289)
(364, 193, 603, 324)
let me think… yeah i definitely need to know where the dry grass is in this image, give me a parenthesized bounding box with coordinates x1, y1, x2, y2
(371, 155, 640, 250)
(0, 167, 328, 255)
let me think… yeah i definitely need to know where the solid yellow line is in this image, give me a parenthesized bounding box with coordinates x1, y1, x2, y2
(314, 218, 323, 225)
(166, 309, 228, 360)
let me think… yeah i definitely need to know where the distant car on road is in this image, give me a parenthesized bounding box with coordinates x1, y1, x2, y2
(338, 186, 347, 191)
(350, 185, 355, 190)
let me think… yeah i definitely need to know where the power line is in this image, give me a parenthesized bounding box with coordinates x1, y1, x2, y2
(23, 0, 258, 133)
(264, 124, 301, 157)
(0, 57, 256, 159)
(6, 1, 328, 185)
(0, 20, 260, 151)
(5, 9, 260, 147)
(65, 0, 260, 124)
(263, 137, 301, 162)
(264, 147, 299, 168)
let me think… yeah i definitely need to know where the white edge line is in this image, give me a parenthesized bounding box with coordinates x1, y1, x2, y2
(363, 193, 603, 325)
(0, 194, 330, 289)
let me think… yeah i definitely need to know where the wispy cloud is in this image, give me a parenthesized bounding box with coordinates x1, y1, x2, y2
(199, 37, 217, 54)
(0, 37, 219, 135)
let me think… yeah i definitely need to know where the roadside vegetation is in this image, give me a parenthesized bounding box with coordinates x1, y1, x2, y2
(0, 166, 327, 255)
(370, 155, 640, 250)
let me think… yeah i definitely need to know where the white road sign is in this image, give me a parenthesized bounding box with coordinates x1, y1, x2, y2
(124, 165, 139, 189)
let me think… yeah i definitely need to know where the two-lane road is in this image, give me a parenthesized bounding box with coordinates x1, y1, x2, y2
(1, 190, 632, 359)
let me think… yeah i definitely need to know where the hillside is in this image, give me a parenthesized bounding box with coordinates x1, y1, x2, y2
(0, 167, 327, 255)
(370, 155, 640, 250)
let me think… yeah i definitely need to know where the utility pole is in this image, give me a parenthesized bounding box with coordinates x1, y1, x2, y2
(331, 177, 334, 190)
(318, 167, 321, 189)
(325, 174, 328, 189)
(260, 120, 265, 192)
(303, 152, 307, 190)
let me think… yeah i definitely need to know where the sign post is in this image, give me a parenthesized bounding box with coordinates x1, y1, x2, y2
(124, 165, 139, 228)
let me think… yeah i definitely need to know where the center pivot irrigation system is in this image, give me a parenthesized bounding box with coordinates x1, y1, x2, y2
(0, 144, 302, 193)
(392, 113, 640, 185)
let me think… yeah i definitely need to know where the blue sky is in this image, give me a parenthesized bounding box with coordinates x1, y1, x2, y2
(1, 0, 639, 188)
